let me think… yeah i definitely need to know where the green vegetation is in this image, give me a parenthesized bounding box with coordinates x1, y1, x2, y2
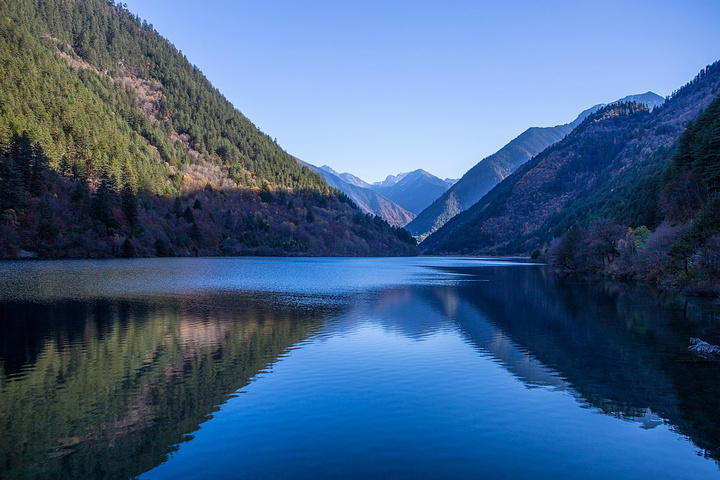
(547, 93, 720, 293)
(0, 136, 416, 257)
(1, 0, 326, 192)
(422, 60, 720, 293)
(0, 295, 325, 479)
(421, 102, 655, 255)
(407, 124, 577, 240)
(0, 11, 173, 193)
(0, 0, 417, 257)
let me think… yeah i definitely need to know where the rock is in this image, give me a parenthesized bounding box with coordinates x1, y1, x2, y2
(688, 338, 720, 359)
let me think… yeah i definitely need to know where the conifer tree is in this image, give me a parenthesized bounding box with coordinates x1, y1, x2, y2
(121, 182, 139, 231)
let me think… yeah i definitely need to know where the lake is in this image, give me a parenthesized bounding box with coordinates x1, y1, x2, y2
(1, 257, 719, 479)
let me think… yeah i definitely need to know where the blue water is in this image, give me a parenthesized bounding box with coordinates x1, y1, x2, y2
(0, 257, 719, 479)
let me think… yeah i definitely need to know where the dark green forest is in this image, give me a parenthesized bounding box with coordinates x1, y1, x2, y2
(0, 0, 416, 257)
(546, 92, 720, 293)
(1, 0, 326, 192)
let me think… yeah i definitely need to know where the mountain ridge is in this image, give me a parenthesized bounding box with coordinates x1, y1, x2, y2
(319, 165, 372, 189)
(406, 91, 665, 241)
(298, 160, 416, 226)
(420, 63, 720, 266)
(369, 169, 452, 215)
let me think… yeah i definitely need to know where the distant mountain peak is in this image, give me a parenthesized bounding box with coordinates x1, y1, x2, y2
(613, 91, 665, 109)
(368, 169, 451, 215)
(420, 69, 720, 256)
(317, 165, 371, 188)
(374, 172, 409, 188)
(566, 92, 664, 130)
(319, 164, 339, 175)
(299, 160, 414, 226)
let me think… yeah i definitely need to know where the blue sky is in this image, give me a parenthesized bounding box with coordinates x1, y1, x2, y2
(123, 0, 720, 182)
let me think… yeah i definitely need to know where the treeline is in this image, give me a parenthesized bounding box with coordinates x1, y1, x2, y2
(0, 0, 327, 192)
(547, 94, 720, 294)
(0, 133, 416, 258)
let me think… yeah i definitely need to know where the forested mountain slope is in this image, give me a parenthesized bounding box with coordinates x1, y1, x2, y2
(0, 0, 417, 257)
(1, 0, 326, 193)
(422, 62, 720, 289)
(407, 92, 664, 241)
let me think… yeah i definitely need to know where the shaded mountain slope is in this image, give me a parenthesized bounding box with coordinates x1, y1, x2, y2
(407, 92, 664, 241)
(406, 112, 596, 240)
(0, 147, 418, 258)
(421, 62, 720, 257)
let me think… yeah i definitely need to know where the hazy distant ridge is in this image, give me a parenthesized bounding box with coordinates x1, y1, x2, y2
(369, 169, 453, 215)
(300, 162, 416, 226)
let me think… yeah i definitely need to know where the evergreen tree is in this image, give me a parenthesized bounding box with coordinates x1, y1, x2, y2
(172, 198, 183, 217)
(29, 142, 50, 196)
(154, 238, 170, 257)
(0, 153, 27, 211)
(92, 173, 119, 230)
(189, 223, 202, 244)
(121, 237, 137, 257)
(182, 206, 195, 223)
(121, 182, 139, 231)
(9, 132, 33, 189)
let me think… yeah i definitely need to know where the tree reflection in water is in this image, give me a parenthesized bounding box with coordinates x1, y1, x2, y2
(1, 260, 719, 479)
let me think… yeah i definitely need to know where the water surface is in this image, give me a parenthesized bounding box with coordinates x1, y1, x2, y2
(1, 257, 719, 479)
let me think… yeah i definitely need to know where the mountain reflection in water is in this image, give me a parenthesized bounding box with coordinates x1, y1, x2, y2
(0, 258, 718, 479)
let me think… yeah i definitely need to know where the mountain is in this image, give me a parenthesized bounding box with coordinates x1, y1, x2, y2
(421, 62, 720, 291)
(313, 164, 451, 221)
(374, 172, 409, 188)
(406, 92, 665, 241)
(319, 165, 371, 188)
(0, 0, 417, 257)
(299, 161, 415, 226)
(1, 0, 328, 195)
(615, 92, 666, 109)
(369, 169, 452, 215)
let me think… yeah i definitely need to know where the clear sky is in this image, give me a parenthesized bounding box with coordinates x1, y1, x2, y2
(122, 0, 720, 183)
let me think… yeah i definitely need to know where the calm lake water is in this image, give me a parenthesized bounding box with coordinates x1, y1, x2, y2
(1, 257, 719, 479)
